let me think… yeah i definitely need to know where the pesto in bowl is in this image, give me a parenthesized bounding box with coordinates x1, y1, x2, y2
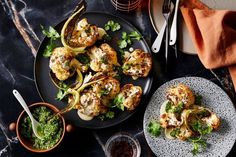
(20, 106, 63, 150)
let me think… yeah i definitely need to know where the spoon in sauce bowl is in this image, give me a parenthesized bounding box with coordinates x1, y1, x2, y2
(13, 90, 43, 139)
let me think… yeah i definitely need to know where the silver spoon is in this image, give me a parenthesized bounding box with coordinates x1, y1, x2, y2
(13, 90, 43, 139)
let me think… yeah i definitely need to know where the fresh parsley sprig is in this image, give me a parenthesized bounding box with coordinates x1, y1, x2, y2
(40, 25, 60, 57)
(189, 120, 213, 155)
(56, 82, 69, 101)
(189, 136, 207, 155)
(110, 95, 125, 111)
(118, 31, 142, 49)
(147, 121, 162, 137)
(98, 111, 115, 121)
(104, 20, 121, 32)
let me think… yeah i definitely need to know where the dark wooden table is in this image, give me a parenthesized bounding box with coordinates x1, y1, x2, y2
(0, 0, 235, 156)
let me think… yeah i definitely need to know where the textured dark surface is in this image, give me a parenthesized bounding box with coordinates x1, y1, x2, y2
(0, 0, 235, 156)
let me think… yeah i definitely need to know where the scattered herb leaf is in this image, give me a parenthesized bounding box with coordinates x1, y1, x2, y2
(165, 101, 184, 114)
(148, 121, 162, 137)
(102, 34, 112, 41)
(56, 82, 69, 101)
(165, 101, 173, 113)
(189, 137, 207, 155)
(110, 95, 125, 111)
(191, 120, 213, 135)
(195, 95, 202, 105)
(41, 25, 60, 57)
(118, 31, 142, 49)
(122, 64, 131, 71)
(170, 128, 181, 137)
(76, 54, 90, 66)
(98, 111, 115, 121)
(100, 88, 110, 97)
(105, 111, 115, 119)
(104, 20, 121, 32)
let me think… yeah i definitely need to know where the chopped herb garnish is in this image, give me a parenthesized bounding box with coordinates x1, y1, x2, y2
(128, 31, 142, 40)
(195, 95, 202, 105)
(189, 120, 212, 155)
(118, 31, 142, 49)
(40, 25, 60, 57)
(170, 128, 181, 137)
(191, 120, 213, 135)
(101, 56, 108, 64)
(102, 34, 112, 41)
(165, 101, 184, 114)
(122, 64, 131, 71)
(165, 101, 173, 113)
(76, 54, 90, 65)
(100, 88, 110, 96)
(56, 82, 69, 101)
(98, 111, 115, 121)
(189, 137, 207, 155)
(148, 121, 162, 137)
(105, 111, 115, 119)
(174, 102, 184, 114)
(111, 95, 125, 111)
(104, 20, 121, 32)
(118, 40, 128, 49)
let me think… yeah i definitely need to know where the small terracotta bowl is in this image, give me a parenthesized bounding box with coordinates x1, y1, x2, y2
(16, 102, 65, 153)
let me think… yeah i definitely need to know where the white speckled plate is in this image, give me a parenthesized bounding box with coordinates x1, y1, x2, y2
(143, 77, 236, 157)
(149, 0, 236, 55)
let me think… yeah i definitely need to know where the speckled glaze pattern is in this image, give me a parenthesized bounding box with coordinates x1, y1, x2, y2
(143, 77, 236, 157)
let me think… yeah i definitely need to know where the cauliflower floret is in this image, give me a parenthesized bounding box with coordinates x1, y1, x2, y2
(92, 77, 120, 106)
(116, 84, 142, 111)
(122, 49, 152, 79)
(88, 43, 119, 72)
(49, 47, 74, 81)
(167, 84, 195, 108)
(160, 113, 183, 128)
(68, 18, 99, 47)
(77, 90, 107, 117)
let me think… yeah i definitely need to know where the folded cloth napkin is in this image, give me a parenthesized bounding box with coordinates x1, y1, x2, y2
(180, 0, 236, 89)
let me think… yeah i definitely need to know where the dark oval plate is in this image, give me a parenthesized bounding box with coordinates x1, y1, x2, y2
(34, 12, 153, 129)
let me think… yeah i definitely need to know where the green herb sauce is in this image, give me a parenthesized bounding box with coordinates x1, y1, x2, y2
(20, 106, 63, 150)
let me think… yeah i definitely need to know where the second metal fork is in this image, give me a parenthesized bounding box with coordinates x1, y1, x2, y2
(162, 0, 171, 66)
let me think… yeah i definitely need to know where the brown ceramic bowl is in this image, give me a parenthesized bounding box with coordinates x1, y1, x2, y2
(16, 102, 65, 153)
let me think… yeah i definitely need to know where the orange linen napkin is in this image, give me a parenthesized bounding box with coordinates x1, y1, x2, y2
(180, 0, 236, 89)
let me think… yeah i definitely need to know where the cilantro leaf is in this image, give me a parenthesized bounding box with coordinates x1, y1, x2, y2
(43, 41, 56, 57)
(165, 101, 184, 114)
(100, 88, 110, 96)
(98, 111, 115, 121)
(102, 34, 112, 41)
(105, 111, 115, 119)
(104, 20, 121, 32)
(111, 95, 125, 111)
(195, 95, 202, 105)
(55, 82, 69, 100)
(170, 128, 181, 137)
(41, 25, 60, 58)
(128, 31, 141, 40)
(118, 31, 141, 49)
(189, 137, 207, 155)
(41, 25, 60, 40)
(148, 121, 162, 137)
(165, 101, 173, 113)
(76, 54, 90, 65)
(118, 40, 128, 49)
(191, 120, 213, 135)
(122, 64, 131, 71)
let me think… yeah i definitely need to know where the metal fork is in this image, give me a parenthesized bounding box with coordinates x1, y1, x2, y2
(162, 0, 171, 65)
